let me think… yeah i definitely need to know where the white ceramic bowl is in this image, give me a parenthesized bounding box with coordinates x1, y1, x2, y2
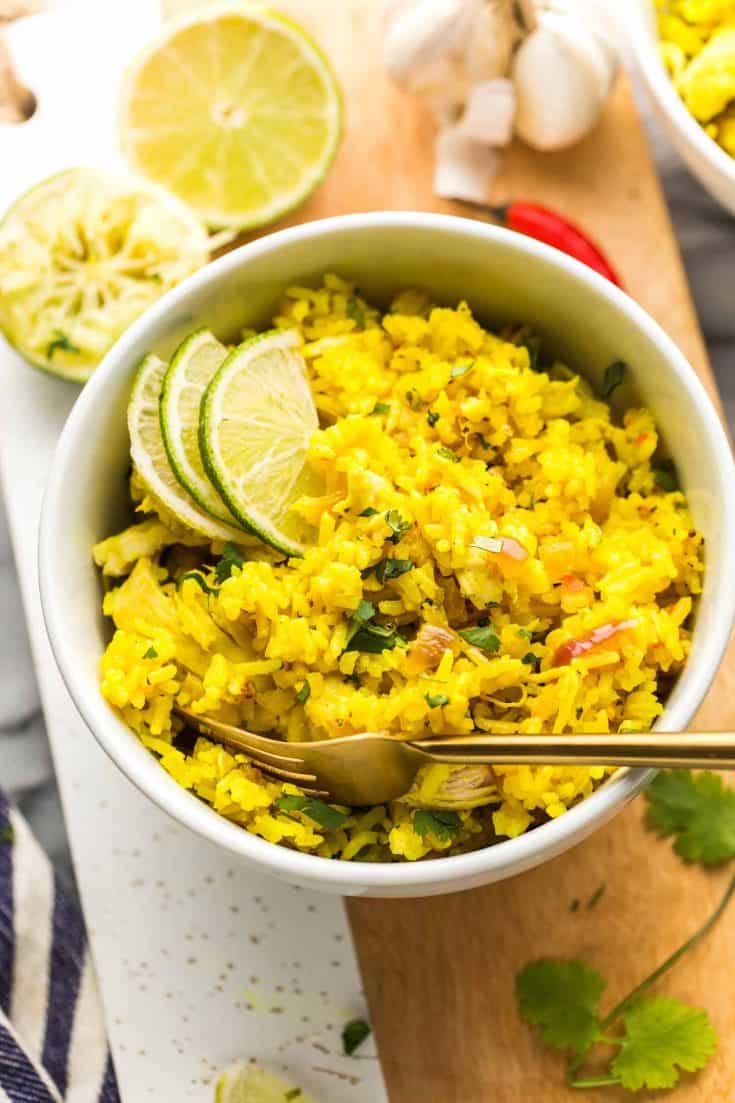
(40, 212, 735, 898)
(628, 0, 735, 215)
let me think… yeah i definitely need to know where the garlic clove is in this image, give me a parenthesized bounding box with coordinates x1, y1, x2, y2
(462, 0, 523, 82)
(383, 0, 477, 87)
(539, 8, 618, 103)
(434, 123, 501, 202)
(456, 78, 516, 145)
(412, 54, 470, 124)
(512, 20, 610, 151)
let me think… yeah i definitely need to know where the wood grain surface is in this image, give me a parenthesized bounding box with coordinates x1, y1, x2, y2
(170, 2, 735, 1098)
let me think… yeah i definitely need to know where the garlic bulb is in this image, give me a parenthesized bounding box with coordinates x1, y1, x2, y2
(513, 7, 619, 151)
(462, 0, 521, 82)
(383, 0, 478, 88)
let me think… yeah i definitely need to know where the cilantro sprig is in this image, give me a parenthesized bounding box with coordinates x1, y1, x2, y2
(645, 769, 735, 864)
(516, 875, 734, 1092)
(344, 599, 405, 654)
(275, 793, 349, 830)
(342, 1018, 371, 1056)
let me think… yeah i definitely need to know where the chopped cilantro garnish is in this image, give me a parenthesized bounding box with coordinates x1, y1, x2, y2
(413, 809, 462, 841)
(384, 509, 411, 544)
(0, 826, 14, 845)
(405, 388, 424, 410)
(426, 409, 440, 427)
(214, 542, 245, 584)
(47, 330, 81, 359)
(586, 882, 607, 909)
(375, 557, 414, 583)
(181, 571, 217, 595)
(295, 681, 311, 704)
(359, 506, 379, 517)
(645, 770, 735, 864)
(475, 432, 490, 449)
(424, 692, 450, 709)
(436, 445, 460, 463)
(371, 401, 391, 415)
(653, 461, 679, 493)
(275, 793, 349, 830)
(518, 628, 533, 640)
(516, 876, 735, 1092)
(521, 652, 538, 666)
(346, 296, 365, 328)
(450, 361, 473, 379)
(143, 646, 158, 660)
(601, 359, 627, 398)
(459, 625, 501, 653)
(345, 598, 404, 653)
(342, 1018, 371, 1056)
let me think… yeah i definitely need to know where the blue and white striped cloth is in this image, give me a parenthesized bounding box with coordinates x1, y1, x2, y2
(0, 792, 119, 1102)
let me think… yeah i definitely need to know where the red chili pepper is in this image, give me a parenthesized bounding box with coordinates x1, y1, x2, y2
(553, 618, 637, 668)
(489, 202, 622, 287)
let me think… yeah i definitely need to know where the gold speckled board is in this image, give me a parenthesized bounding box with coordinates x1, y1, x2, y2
(162, 2, 735, 1098)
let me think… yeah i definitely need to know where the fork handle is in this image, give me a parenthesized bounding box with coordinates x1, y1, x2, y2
(411, 732, 735, 770)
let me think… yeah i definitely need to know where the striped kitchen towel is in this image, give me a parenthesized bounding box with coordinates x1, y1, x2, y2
(0, 791, 119, 1102)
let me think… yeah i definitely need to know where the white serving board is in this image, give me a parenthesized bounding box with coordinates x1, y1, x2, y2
(0, 4, 387, 1099)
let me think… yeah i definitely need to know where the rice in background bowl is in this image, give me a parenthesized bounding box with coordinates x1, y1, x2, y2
(39, 214, 735, 897)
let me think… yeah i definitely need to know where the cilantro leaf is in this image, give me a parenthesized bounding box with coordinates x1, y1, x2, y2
(653, 460, 679, 492)
(413, 809, 462, 842)
(359, 506, 379, 517)
(375, 557, 414, 583)
(645, 770, 735, 864)
(424, 692, 450, 709)
(601, 360, 627, 399)
(426, 409, 439, 427)
(611, 997, 717, 1091)
(371, 401, 391, 415)
(345, 598, 404, 653)
(450, 361, 473, 379)
(518, 628, 533, 640)
(275, 794, 349, 830)
(295, 681, 310, 704)
(47, 330, 81, 359)
(516, 959, 606, 1054)
(384, 510, 411, 544)
(342, 1018, 371, 1056)
(436, 445, 460, 463)
(143, 646, 158, 660)
(521, 652, 538, 666)
(405, 388, 424, 410)
(215, 542, 245, 584)
(180, 571, 217, 595)
(459, 625, 501, 653)
(346, 296, 365, 328)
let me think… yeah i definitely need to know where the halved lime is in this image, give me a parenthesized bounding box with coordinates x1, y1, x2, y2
(215, 1064, 314, 1103)
(160, 328, 244, 528)
(0, 168, 209, 382)
(200, 330, 321, 556)
(129, 353, 248, 543)
(119, 4, 342, 231)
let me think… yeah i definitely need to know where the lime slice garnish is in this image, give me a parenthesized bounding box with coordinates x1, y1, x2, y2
(129, 353, 248, 543)
(200, 330, 321, 556)
(118, 4, 342, 230)
(215, 1064, 314, 1103)
(160, 328, 245, 528)
(0, 168, 209, 383)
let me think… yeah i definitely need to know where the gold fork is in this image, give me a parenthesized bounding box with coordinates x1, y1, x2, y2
(175, 708, 735, 806)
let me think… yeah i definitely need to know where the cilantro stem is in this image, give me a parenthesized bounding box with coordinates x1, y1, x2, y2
(598, 873, 735, 1032)
(568, 1075, 621, 1089)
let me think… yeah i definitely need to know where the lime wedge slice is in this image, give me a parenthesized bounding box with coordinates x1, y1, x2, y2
(200, 330, 321, 556)
(129, 353, 248, 543)
(215, 1064, 315, 1103)
(119, 5, 342, 230)
(160, 328, 244, 528)
(0, 169, 209, 383)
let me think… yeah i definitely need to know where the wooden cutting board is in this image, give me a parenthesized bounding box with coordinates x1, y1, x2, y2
(169, 2, 735, 1098)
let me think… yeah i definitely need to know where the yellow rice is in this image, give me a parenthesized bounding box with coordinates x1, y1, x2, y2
(94, 274, 704, 862)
